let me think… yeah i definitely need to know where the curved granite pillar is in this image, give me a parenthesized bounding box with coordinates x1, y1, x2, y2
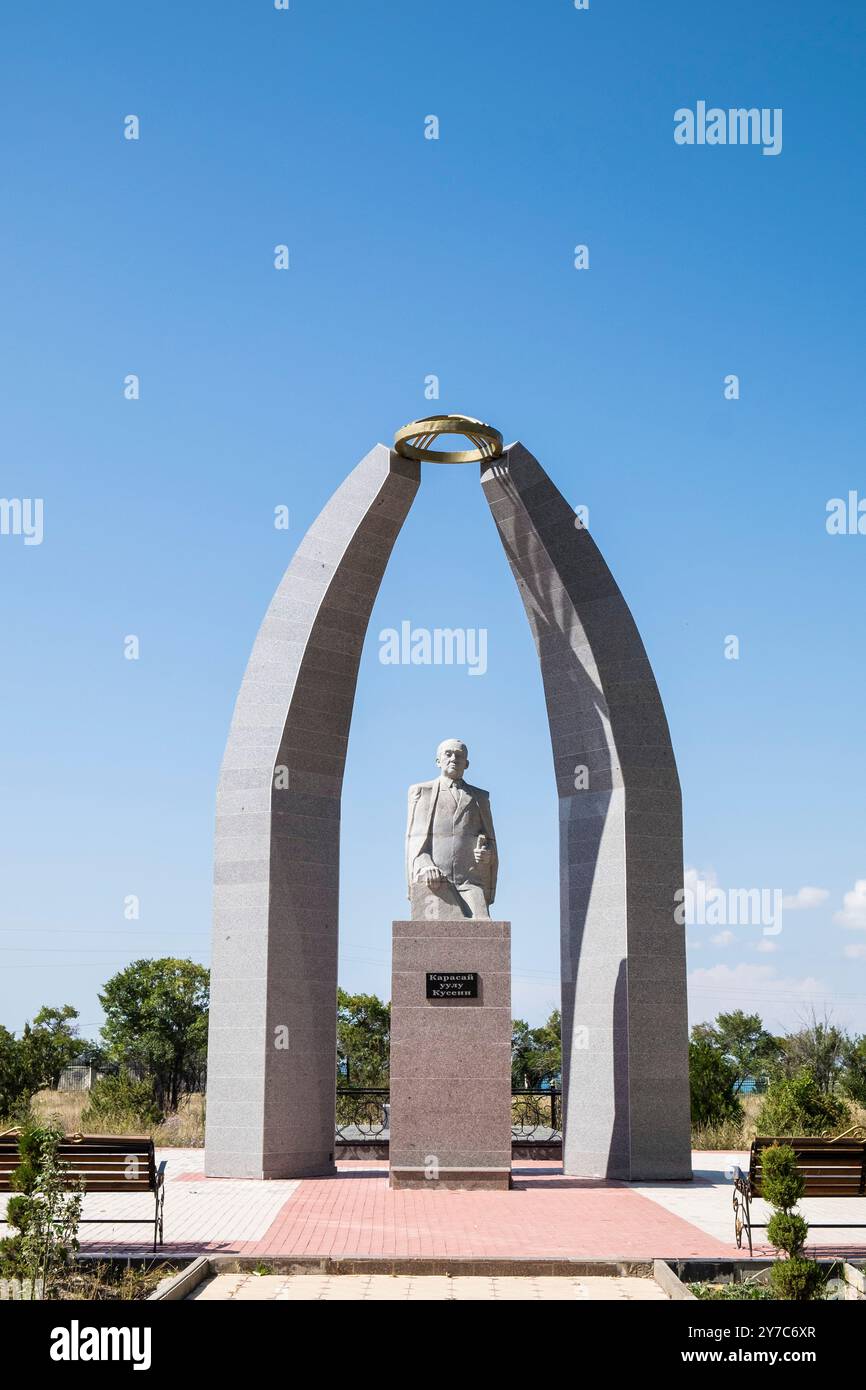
(481, 443, 691, 1179)
(205, 445, 420, 1177)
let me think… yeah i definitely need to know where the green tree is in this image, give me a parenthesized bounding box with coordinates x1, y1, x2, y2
(688, 1036, 742, 1128)
(22, 1006, 82, 1088)
(0, 1025, 30, 1120)
(98, 959, 209, 1111)
(773, 1011, 849, 1094)
(337, 990, 390, 1087)
(840, 1035, 866, 1106)
(0, 1006, 82, 1119)
(73, 1039, 111, 1072)
(511, 1020, 534, 1089)
(691, 1010, 779, 1094)
(533, 1010, 561, 1082)
(511, 1012, 561, 1089)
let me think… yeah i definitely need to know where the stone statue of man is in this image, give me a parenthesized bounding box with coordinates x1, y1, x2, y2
(406, 738, 498, 919)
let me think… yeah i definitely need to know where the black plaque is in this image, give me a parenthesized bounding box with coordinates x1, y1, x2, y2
(426, 971, 478, 1000)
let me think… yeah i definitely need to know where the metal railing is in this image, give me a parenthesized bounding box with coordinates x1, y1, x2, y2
(335, 1087, 390, 1140)
(334, 1087, 563, 1144)
(511, 1088, 562, 1142)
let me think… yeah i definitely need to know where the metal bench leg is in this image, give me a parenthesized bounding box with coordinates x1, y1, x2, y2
(155, 1178, 164, 1256)
(153, 1184, 166, 1252)
(733, 1178, 753, 1256)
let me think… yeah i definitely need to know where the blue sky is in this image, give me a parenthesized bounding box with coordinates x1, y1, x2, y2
(2, 0, 865, 1042)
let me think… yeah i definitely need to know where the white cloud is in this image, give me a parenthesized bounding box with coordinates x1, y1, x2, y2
(685, 865, 718, 893)
(781, 886, 829, 910)
(688, 962, 829, 1032)
(711, 930, 735, 947)
(753, 939, 778, 953)
(835, 879, 866, 931)
(843, 943, 866, 960)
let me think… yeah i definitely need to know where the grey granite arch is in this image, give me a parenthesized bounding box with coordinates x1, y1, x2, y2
(480, 443, 691, 1179)
(205, 435, 691, 1183)
(205, 445, 419, 1178)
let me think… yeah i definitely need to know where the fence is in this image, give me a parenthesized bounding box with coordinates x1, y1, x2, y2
(56, 1066, 103, 1093)
(52, 1075, 563, 1142)
(55, 1063, 208, 1097)
(334, 1087, 563, 1145)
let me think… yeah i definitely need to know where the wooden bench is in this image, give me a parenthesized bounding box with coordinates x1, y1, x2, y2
(0, 1132, 166, 1251)
(733, 1131, 866, 1255)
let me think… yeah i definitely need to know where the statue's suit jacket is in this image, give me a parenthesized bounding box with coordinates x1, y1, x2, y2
(406, 778, 498, 905)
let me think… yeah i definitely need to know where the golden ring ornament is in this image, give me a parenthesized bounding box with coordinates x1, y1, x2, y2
(393, 414, 504, 464)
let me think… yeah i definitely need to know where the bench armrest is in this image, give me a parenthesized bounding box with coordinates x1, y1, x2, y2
(156, 1160, 167, 1185)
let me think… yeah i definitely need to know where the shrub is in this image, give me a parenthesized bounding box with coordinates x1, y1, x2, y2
(0, 1119, 82, 1294)
(761, 1143, 824, 1302)
(81, 1071, 164, 1130)
(690, 1281, 773, 1300)
(756, 1067, 850, 1137)
(761, 1142, 805, 1210)
(766, 1211, 809, 1254)
(1, 1118, 45, 1269)
(770, 1257, 826, 1302)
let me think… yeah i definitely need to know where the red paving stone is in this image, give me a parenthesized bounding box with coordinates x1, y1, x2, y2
(227, 1161, 733, 1261)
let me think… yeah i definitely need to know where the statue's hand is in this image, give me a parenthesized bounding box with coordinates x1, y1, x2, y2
(417, 865, 445, 885)
(473, 845, 491, 865)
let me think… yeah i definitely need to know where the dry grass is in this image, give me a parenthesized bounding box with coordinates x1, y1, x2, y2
(691, 1095, 758, 1151)
(28, 1090, 86, 1132)
(692, 1094, 866, 1150)
(30, 1090, 206, 1147)
(52, 1261, 178, 1301)
(27, 1088, 866, 1154)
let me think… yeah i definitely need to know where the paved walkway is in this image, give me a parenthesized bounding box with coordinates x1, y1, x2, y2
(634, 1152, 866, 1259)
(189, 1272, 668, 1301)
(3, 1150, 863, 1260)
(241, 1161, 729, 1260)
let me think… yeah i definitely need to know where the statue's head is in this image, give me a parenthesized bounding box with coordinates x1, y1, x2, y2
(436, 739, 469, 781)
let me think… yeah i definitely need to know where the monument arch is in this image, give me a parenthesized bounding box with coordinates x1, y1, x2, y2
(204, 416, 691, 1182)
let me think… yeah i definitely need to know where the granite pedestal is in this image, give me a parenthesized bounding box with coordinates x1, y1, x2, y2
(389, 919, 512, 1191)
